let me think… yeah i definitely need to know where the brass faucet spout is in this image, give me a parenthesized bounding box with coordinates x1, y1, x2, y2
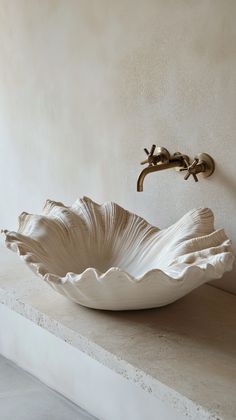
(137, 159, 183, 192)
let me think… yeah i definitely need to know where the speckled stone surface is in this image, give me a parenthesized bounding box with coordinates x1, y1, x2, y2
(0, 244, 235, 420)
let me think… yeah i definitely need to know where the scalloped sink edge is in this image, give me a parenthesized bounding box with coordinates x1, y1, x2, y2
(2, 197, 234, 310)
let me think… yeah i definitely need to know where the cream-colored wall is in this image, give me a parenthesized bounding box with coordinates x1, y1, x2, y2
(0, 0, 235, 293)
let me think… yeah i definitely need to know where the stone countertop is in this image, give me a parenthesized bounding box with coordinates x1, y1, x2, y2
(0, 244, 235, 420)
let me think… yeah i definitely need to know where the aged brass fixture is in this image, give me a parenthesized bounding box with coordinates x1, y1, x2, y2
(137, 147, 215, 191)
(141, 145, 170, 166)
(180, 153, 215, 182)
(137, 148, 188, 192)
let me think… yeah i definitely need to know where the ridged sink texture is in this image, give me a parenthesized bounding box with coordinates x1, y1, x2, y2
(2, 197, 234, 310)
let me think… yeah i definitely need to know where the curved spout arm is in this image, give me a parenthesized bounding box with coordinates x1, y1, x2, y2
(137, 159, 183, 192)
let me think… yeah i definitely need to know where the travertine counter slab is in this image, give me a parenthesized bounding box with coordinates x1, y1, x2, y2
(0, 244, 235, 419)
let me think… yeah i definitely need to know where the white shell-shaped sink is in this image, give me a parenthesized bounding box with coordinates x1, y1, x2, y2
(2, 197, 234, 310)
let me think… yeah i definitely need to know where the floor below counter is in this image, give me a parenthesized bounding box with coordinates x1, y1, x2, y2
(0, 354, 96, 420)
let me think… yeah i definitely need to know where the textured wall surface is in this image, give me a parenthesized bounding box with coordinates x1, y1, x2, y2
(0, 0, 235, 292)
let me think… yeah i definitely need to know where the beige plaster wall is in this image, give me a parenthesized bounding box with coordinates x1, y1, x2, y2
(0, 0, 235, 293)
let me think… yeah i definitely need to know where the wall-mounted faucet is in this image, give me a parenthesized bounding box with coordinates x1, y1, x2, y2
(137, 145, 215, 192)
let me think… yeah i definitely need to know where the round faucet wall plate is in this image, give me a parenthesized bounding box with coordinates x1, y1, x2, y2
(155, 146, 170, 163)
(195, 153, 215, 177)
(2, 197, 233, 311)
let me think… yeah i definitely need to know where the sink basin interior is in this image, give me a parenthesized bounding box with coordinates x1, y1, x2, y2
(14, 198, 161, 278)
(13, 197, 227, 278)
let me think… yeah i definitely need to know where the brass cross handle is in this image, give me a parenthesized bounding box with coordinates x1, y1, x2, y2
(141, 145, 158, 166)
(180, 153, 215, 182)
(141, 145, 170, 166)
(180, 158, 200, 182)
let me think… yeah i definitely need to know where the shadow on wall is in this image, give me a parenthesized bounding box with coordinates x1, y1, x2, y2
(211, 165, 236, 293)
(216, 167, 236, 205)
